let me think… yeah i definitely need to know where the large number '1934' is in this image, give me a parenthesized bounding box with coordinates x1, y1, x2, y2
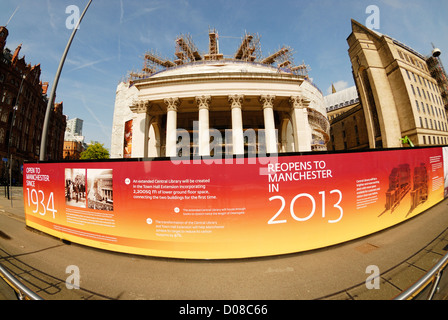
(268, 190, 343, 225)
(26, 188, 57, 219)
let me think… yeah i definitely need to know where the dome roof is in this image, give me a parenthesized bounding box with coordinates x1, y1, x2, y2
(149, 60, 283, 79)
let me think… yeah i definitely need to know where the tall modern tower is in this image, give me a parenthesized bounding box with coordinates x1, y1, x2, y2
(66, 118, 83, 136)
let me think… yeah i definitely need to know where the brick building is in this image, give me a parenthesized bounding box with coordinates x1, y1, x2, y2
(0, 26, 66, 184)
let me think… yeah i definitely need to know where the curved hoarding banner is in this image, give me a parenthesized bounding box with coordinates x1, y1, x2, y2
(24, 147, 447, 259)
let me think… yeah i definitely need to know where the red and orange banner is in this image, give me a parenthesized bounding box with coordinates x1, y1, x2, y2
(24, 147, 446, 259)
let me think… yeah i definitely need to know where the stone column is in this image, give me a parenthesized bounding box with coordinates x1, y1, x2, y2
(164, 97, 180, 157)
(229, 94, 244, 155)
(290, 96, 312, 152)
(196, 95, 211, 157)
(129, 100, 150, 158)
(260, 95, 278, 154)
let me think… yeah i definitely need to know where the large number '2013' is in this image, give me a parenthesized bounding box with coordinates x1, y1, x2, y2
(26, 188, 57, 219)
(268, 190, 343, 225)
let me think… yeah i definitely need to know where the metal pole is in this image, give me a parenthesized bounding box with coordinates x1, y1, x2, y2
(9, 154, 12, 207)
(39, 0, 92, 161)
(7, 74, 25, 203)
(0, 263, 43, 300)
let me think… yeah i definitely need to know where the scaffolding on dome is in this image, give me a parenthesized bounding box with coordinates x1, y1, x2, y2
(127, 29, 309, 80)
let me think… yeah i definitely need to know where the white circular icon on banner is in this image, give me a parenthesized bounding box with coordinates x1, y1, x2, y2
(125, 178, 131, 185)
(174, 207, 180, 213)
(146, 218, 152, 225)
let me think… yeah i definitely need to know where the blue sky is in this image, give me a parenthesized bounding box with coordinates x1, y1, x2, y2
(1, 0, 447, 150)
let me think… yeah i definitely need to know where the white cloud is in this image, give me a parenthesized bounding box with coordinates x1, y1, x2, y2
(67, 56, 114, 72)
(327, 80, 348, 95)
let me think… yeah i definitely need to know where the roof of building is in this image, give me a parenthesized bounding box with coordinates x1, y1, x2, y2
(324, 86, 359, 111)
(149, 60, 284, 79)
(351, 19, 428, 60)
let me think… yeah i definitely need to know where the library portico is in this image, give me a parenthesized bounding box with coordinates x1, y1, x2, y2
(112, 61, 329, 159)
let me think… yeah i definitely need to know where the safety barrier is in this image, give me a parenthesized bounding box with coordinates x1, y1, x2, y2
(24, 147, 448, 260)
(394, 251, 448, 300)
(0, 263, 43, 300)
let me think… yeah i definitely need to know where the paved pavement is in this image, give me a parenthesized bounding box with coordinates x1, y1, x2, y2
(0, 186, 448, 301)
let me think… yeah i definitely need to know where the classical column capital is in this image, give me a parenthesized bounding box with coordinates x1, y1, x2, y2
(228, 94, 244, 109)
(289, 96, 311, 109)
(164, 97, 180, 112)
(260, 95, 275, 109)
(130, 100, 151, 114)
(196, 95, 211, 110)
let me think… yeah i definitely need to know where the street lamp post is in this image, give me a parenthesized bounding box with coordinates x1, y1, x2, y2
(39, 0, 92, 161)
(7, 73, 25, 205)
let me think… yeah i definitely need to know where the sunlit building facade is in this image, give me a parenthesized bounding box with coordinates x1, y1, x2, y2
(111, 30, 329, 159)
(347, 20, 448, 148)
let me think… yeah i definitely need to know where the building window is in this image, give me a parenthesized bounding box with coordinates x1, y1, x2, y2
(406, 69, 411, 80)
(416, 100, 420, 112)
(411, 84, 416, 95)
(419, 117, 423, 128)
(423, 136, 426, 144)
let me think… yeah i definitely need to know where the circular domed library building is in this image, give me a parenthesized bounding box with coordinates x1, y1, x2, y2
(111, 30, 329, 159)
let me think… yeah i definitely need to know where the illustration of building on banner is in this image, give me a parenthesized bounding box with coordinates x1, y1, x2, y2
(384, 162, 430, 214)
(87, 169, 114, 211)
(385, 164, 411, 212)
(410, 163, 429, 211)
(65, 168, 87, 208)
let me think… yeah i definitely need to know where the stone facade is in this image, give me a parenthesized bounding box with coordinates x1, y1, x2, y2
(111, 58, 329, 159)
(347, 20, 448, 148)
(325, 86, 369, 151)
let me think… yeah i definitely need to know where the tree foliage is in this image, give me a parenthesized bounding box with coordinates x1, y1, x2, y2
(80, 142, 110, 160)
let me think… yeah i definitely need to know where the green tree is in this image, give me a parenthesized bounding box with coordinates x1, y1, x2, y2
(80, 142, 110, 160)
